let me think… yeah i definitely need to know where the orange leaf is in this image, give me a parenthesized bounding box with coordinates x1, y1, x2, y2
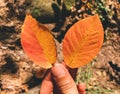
(21, 15, 57, 68)
(62, 14, 104, 68)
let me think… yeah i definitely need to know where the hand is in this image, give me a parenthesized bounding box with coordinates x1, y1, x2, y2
(40, 63, 86, 94)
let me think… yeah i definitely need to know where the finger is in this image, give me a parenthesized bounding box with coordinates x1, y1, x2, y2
(77, 83, 86, 94)
(51, 63, 79, 94)
(40, 71, 53, 94)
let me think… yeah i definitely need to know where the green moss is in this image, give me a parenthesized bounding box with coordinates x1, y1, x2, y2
(64, 0, 75, 10)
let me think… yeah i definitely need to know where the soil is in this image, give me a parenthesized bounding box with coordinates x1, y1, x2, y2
(0, 0, 120, 94)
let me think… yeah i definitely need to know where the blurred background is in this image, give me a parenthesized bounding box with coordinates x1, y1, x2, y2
(0, 0, 120, 94)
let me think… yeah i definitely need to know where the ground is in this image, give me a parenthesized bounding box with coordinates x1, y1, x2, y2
(0, 0, 120, 94)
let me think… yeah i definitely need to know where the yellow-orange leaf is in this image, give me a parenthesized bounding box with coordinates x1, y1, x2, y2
(62, 14, 104, 68)
(21, 15, 57, 68)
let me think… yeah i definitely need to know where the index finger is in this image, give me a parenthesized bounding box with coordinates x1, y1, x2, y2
(40, 71, 53, 94)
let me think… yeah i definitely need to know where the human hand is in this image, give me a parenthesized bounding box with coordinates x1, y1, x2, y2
(40, 63, 86, 94)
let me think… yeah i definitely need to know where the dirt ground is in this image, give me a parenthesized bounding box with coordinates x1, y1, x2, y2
(0, 0, 120, 94)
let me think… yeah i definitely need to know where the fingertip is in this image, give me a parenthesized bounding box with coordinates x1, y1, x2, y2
(77, 83, 86, 94)
(51, 63, 67, 79)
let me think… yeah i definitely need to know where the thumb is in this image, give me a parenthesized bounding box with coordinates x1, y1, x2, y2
(51, 63, 79, 94)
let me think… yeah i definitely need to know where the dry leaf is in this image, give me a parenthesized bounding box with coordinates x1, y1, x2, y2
(21, 15, 57, 68)
(62, 14, 104, 68)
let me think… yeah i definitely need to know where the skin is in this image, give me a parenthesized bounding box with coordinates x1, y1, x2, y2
(40, 63, 86, 94)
